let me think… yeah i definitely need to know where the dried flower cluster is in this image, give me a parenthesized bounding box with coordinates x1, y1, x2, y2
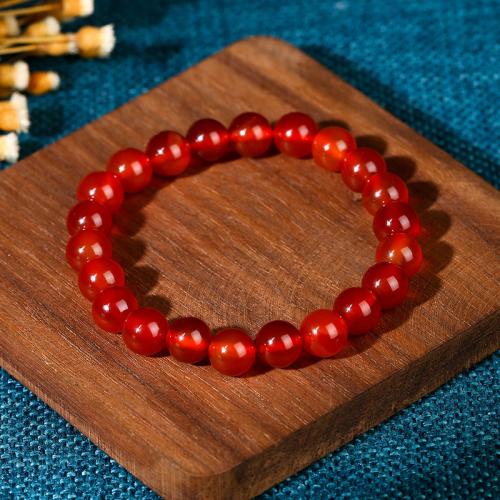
(0, 0, 116, 163)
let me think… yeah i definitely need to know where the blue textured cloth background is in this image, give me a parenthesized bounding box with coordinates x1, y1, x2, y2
(1, 0, 499, 497)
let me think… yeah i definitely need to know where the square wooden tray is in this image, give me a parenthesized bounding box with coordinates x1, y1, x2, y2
(0, 37, 498, 499)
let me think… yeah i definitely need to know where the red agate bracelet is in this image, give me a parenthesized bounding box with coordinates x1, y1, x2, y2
(66, 112, 423, 377)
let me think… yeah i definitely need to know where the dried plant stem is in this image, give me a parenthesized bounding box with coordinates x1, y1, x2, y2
(1, 33, 69, 46)
(0, 3, 59, 17)
(0, 0, 31, 9)
(0, 43, 37, 55)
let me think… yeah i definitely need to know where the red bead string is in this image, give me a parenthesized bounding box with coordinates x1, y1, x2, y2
(66, 112, 423, 377)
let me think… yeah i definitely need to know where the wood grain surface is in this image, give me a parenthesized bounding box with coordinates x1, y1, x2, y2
(0, 37, 499, 499)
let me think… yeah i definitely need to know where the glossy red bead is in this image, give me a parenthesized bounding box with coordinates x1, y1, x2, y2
(256, 320, 303, 368)
(362, 172, 409, 215)
(187, 118, 229, 162)
(106, 148, 152, 193)
(373, 202, 421, 241)
(78, 257, 125, 301)
(274, 112, 317, 158)
(76, 171, 124, 213)
(341, 147, 386, 192)
(66, 229, 112, 271)
(312, 126, 356, 172)
(229, 112, 273, 157)
(92, 286, 138, 333)
(146, 130, 191, 177)
(66, 200, 112, 236)
(167, 317, 212, 364)
(362, 262, 409, 309)
(334, 287, 381, 335)
(376, 234, 423, 277)
(299, 309, 348, 358)
(208, 328, 256, 377)
(122, 307, 168, 356)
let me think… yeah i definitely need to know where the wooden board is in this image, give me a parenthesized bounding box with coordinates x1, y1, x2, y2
(0, 37, 499, 499)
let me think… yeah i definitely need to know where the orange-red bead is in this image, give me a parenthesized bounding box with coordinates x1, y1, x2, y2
(77, 171, 124, 213)
(376, 234, 423, 277)
(92, 286, 138, 333)
(187, 118, 229, 162)
(299, 309, 348, 358)
(208, 328, 256, 376)
(362, 172, 409, 215)
(167, 317, 212, 364)
(362, 262, 409, 309)
(312, 126, 356, 172)
(334, 287, 381, 335)
(274, 112, 317, 158)
(373, 202, 421, 240)
(78, 257, 125, 301)
(146, 130, 191, 177)
(122, 307, 168, 356)
(341, 147, 386, 192)
(106, 148, 152, 193)
(229, 112, 273, 157)
(66, 229, 112, 271)
(256, 320, 303, 368)
(66, 200, 112, 236)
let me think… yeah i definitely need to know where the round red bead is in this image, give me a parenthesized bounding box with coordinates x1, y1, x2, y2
(299, 309, 348, 358)
(187, 118, 229, 162)
(77, 171, 124, 213)
(78, 257, 125, 301)
(341, 147, 386, 192)
(146, 130, 191, 177)
(362, 262, 409, 309)
(312, 126, 356, 172)
(66, 200, 112, 236)
(362, 172, 409, 215)
(122, 307, 168, 356)
(274, 112, 317, 158)
(229, 112, 273, 158)
(376, 234, 423, 277)
(167, 317, 212, 364)
(92, 286, 138, 333)
(208, 328, 256, 377)
(66, 229, 112, 271)
(334, 287, 381, 335)
(255, 320, 303, 368)
(373, 201, 421, 241)
(106, 148, 152, 193)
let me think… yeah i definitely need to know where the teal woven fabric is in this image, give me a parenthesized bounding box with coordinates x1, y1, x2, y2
(1, 0, 499, 497)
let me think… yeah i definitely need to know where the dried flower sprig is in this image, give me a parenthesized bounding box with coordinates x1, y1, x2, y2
(75, 24, 114, 58)
(0, 131, 19, 162)
(24, 15, 60, 36)
(0, 60, 28, 89)
(37, 37, 77, 56)
(27, 70, 59, 94)
(0, 92, 29, 132)
(0, 24, 115, 58)
(0, 0, 94, 21)
(0, 61, 61, 95)
(0, 1, 115, 163)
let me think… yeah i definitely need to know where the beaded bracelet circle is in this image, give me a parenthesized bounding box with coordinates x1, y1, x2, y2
(66, 112, 423, 377)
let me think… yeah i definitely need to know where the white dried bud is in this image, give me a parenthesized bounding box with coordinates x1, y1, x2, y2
(25, 16, 61, 37)
(60, 0, 94, 20)
(0, 133, 19, 163)
(76, 24, 116, 58)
